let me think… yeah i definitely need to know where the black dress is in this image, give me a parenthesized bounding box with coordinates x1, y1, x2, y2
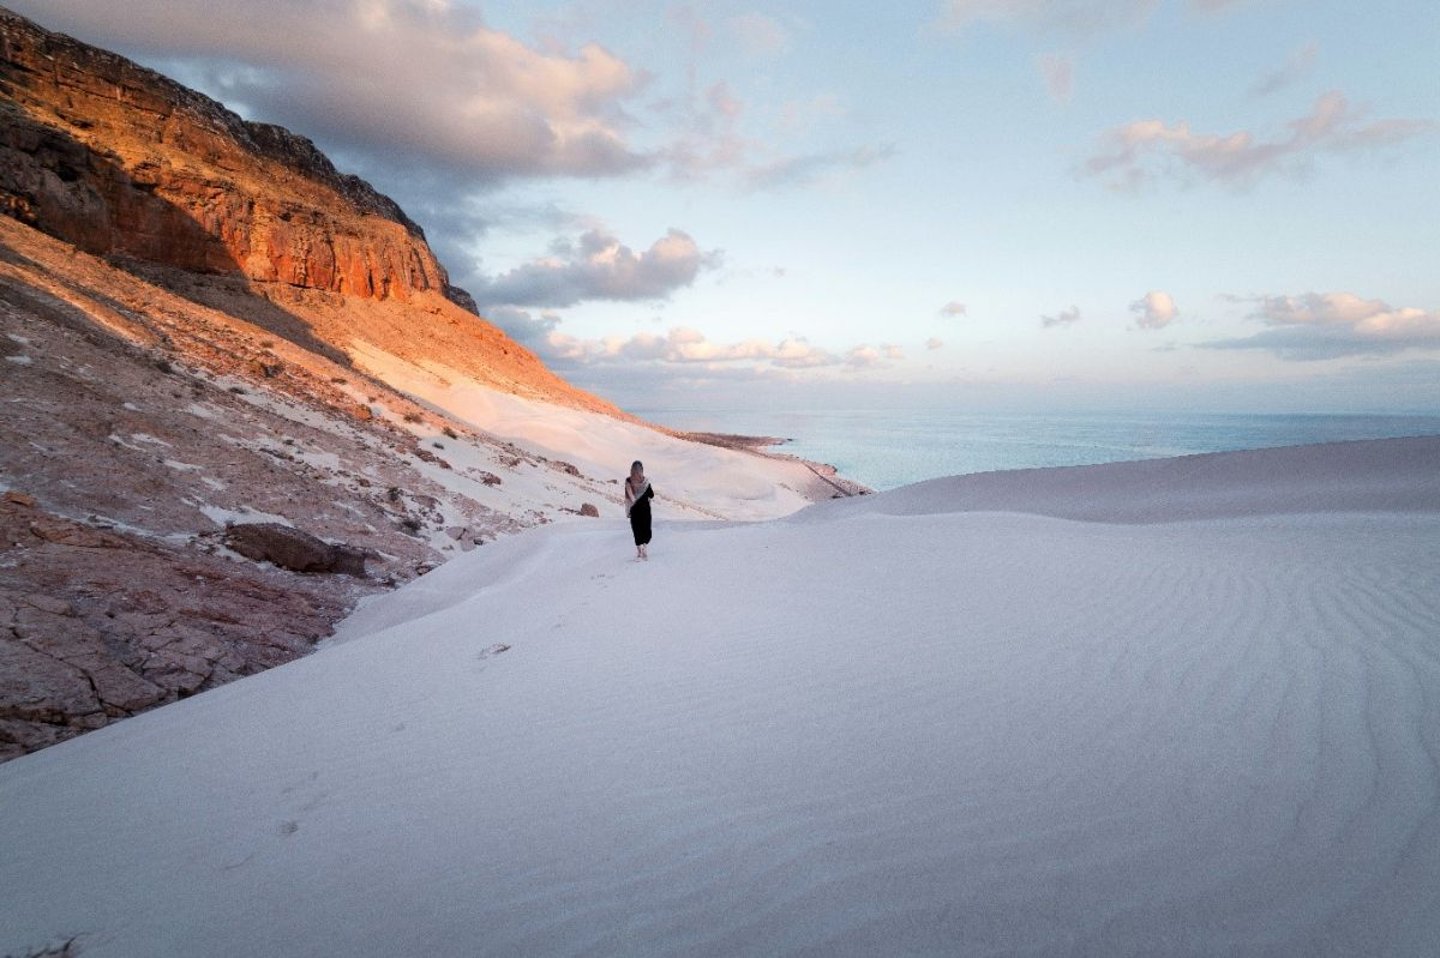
(628, 482, 654, 546)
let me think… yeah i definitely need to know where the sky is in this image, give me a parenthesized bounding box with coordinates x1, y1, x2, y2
(13, 0, 1440, 414)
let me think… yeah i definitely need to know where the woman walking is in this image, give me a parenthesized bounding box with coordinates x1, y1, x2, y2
(624, 460, 655, 560)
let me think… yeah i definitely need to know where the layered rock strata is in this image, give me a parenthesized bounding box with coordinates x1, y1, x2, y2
(0, 6, 458, 308)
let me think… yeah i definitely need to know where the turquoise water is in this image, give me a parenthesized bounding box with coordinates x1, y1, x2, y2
(636, 408, 1440, 491)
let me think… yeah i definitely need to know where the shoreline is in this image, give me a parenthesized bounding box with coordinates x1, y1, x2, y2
(659, 409, 1440, 493)
(675, 429, 872, 498)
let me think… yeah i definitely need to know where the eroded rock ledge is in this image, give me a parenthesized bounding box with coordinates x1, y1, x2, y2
(0, 492, 366, 761)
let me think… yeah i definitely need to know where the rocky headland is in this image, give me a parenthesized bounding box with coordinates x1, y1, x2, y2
(0, 7, 854, 762)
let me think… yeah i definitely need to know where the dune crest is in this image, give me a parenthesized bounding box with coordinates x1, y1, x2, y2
(804, 434, 1440, 523)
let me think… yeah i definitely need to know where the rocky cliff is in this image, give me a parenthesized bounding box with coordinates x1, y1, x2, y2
(0, 7, 643, 762)
(0, 5, 462, 308)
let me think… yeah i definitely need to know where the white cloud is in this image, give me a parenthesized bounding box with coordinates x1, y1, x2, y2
(1084, 91, 1437, 190)
(846, 345, 884, 368)
(1041, 306, 1082, 328)
(1130, 290, 1179, 330)
(1204, 292, 1440, 359)
(534, 326, 908, 375)
(925, 337, 945, 351)
(474, 229, 720, 309)
(939, 301, 969, 318)
(540, 327, 849, 370)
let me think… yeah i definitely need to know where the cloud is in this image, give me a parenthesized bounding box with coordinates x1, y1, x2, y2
(939, 301, 969, 318)
(1250, 41, 1319, 98)
(482, 306, 563, 344)
(742, 144, 897, 191)
(473, 229, 720, 309)
(707, 82, 744, 120)
(15, 0, 651, 186)
(846, 345, 884, 368)
(1083, 91, 1437, 190)
(1203, 292, 1440, 359)
(1130, 290, 1179, 330)
(658, 75, 890, 190)
(926, 337, 945, 351)
(1041, 306, 1082, 328)
(539, 327, 848, 370)
(533, 326, 905, 375)
(935, 0, 1157, 36)
(1039, 54, 1074, 103)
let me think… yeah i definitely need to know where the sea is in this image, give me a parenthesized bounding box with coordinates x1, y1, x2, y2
(634, 407, 1440, 492)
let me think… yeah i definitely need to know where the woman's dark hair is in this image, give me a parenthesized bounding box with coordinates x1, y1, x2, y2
(631, 460, 644, 472)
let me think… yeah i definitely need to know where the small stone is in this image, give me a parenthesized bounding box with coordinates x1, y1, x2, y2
(579, 503, 600, 518)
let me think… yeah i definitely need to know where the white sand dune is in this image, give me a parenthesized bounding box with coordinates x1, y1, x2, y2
(2, 437, 1438, 956)
(349, 344, 833, 521)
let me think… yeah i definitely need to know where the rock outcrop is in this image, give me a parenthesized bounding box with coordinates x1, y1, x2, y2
(223, 523, 371, 576)
(0, 493, 353, 762)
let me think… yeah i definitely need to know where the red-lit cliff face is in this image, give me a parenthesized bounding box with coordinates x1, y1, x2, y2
(0, 6, 459, 307)
(0, 5, 626, 414)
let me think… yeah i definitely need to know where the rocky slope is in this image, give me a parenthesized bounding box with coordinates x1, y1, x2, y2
(0, 203, 633, 762)
(0, 8, 855, 762)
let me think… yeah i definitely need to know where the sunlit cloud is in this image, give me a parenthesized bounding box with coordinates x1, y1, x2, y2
(1041, 305, 1082, 328)
(539, 327, 857, 371)
(19, 0, 653, 185)
(473, 229, 720, 309)
(925, 337, 945, 351)
(1084, 91, 1437, 190)
(939, 301, 969, 318)
(1131, 290, 1179, 330)
(1204, 292, 1440, 359)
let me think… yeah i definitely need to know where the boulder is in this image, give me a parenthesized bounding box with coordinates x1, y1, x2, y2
(579, 503, 600, 518)
(223, 522, 368, 576)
